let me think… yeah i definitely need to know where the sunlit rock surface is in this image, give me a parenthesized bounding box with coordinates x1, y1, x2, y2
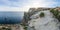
(28, 10, 60, 30)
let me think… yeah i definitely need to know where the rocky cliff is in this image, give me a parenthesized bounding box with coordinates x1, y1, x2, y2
(23, 7, 60, 30)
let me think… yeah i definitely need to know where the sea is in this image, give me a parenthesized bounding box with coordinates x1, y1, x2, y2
(0, 11, 24, 24)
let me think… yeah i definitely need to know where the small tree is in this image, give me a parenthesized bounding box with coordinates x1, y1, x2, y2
(40, 12, 45, 17)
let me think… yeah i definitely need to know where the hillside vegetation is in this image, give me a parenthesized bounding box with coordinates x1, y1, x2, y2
(50, 9, 60, 22)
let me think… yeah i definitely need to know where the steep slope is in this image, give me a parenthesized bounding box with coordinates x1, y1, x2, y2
(28, 10, 60, 30)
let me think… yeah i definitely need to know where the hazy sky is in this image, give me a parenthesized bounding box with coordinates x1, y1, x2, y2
(0, 0, 59, 12)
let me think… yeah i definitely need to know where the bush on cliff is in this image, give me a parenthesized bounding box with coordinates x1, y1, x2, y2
(50, 9, 60, 22)
(39, 12, 45, 17)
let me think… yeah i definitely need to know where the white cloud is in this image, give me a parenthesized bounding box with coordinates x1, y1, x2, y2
(0, 0, 58, 12)
(21, 0, 57, 11)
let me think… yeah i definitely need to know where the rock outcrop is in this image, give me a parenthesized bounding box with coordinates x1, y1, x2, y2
(23, 7, 60, 30)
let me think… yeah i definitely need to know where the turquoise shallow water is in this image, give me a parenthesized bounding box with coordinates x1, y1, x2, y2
(0, 11, 24, 24)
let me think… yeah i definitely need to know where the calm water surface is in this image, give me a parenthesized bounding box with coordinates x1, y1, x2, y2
(0, 11, 24, 24)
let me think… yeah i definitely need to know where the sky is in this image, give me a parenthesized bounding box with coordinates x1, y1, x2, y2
(0, 0, 59, 12)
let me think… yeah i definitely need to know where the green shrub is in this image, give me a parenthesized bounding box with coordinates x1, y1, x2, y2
(40, 12, 45, 17)
(24, 26, 27, 30)
(54, 10, 59, 16)
(50, 9, 59, 16)
(1, 27, 11, 30)
(57, 14, 60, 21)
(50, 9, 60, 22)
(50, 9, 55, 13)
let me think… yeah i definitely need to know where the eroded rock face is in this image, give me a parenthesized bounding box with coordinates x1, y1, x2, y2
(28, 10, 60, 30)
(23, 7, 60, 30)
